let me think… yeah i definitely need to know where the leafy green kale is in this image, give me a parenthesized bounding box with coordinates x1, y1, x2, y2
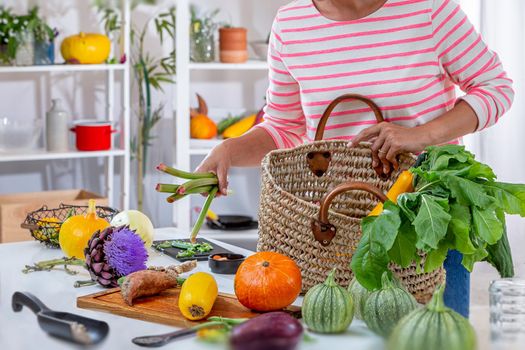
(352, 145, 525, 290)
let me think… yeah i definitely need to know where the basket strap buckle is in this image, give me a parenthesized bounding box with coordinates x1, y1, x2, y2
(311, 220, 336, 246)
(306, 151, 332, 177)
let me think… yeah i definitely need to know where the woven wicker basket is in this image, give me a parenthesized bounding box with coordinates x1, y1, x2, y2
(257, 94, 444, 303)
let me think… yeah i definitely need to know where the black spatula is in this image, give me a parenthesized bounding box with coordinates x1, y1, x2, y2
(12, 291, 109, 345)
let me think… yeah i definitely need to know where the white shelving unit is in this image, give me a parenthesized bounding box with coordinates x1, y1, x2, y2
(174, 0, 271, 230)
(0, 1, 131, 210)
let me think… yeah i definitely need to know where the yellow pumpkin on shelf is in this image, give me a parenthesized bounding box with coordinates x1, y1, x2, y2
(59, 199, 110, 260)
(60, 32, 111, 64)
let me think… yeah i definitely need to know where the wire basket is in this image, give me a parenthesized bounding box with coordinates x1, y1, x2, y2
(21, 203, 119, 248)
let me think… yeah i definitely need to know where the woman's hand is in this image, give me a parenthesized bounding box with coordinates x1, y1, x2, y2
(350, 102, 479, 175)
(350, 122, 431, 174)
(195, 142, 232, 196)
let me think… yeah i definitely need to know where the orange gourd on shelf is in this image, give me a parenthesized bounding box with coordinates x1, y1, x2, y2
(234, 252, 302, 311)
(190, 93, 217, 139)
(191, 114, 217, 139)
(59, 199, 110, 260)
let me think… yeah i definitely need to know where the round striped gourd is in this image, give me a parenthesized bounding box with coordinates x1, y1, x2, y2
(388, 284, 476, 350)
(363, 272, 418, 337)
(302, 269, 354, 334)
(348, 278, 372, 320)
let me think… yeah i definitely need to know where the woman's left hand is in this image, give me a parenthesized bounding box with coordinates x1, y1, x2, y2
(350, 122, 430, 174)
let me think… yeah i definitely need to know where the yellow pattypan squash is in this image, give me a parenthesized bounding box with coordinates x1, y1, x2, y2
(61, 32, 111, 64)
(59, 199, 110, 260)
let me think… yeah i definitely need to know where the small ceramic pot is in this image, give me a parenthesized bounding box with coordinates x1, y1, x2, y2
(219, 27, 248, 63)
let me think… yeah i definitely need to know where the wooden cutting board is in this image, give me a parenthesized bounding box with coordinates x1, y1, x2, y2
(77, 288, 301, 328)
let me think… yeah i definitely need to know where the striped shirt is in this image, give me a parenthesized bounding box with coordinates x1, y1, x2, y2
(256, 0, 514, 149)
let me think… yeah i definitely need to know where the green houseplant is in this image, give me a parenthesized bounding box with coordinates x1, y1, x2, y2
(94, 0, 176, 211)
(0, 7, 56, 65)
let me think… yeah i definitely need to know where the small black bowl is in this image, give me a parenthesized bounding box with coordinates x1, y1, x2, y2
(208, 253, 245, 275)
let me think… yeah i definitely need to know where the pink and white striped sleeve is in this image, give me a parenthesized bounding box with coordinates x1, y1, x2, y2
(255, 19, 306, 149)
(432, 0, 514, 130)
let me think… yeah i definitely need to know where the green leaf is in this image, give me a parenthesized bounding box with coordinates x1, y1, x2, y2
(351, 201, 401, 290)
(448, 203, 476, 254)
(397, 192, 420, 221)
(413, 194, 451, 250)
(461, 246, 488, 272)
(484, 209, 514, 278)
(388, 219, 417, 268)
(467, 162, 497, 181)
(485, 182, 525, 216)
(424, 240, 450, 273)
(472, 207, 503, 245)
(443, 174, 495, 208)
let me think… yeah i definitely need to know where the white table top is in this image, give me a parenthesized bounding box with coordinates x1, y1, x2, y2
(0, 228, 384, 350)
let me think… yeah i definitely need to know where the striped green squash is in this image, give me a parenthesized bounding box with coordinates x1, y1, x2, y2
(302, 269, 354, 333)
(388, 284, 476, 350)
(363, 272, 418, 337)
(348, 278, 372, 320)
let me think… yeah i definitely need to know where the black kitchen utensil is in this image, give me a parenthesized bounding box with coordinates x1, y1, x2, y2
(152, 238, 237, 262)
(12, 291, 109, 345)
(132, 327, 198, 347)
(206, 215, 258, 231)
(208, 253, 246, 274)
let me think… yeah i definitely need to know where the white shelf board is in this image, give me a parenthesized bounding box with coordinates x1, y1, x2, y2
(0, 149, 126, 162)
(189, 138, 223, 155)
(189, 60, 268, 71)
(0, 64, 126, 74)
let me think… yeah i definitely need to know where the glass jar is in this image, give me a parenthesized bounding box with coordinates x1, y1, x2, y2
(490, 279, 525, 349)
(15, 32, 35, 66)
(190, 22, 215, 63)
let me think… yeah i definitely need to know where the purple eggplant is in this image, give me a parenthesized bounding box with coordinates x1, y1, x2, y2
(230, 312, 303, 350)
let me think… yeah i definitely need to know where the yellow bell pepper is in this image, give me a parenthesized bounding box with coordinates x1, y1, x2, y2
(178, 272, 218, 321)
(368, 170, 414, 216)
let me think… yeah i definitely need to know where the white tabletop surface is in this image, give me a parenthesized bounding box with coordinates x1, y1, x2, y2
(0, 228, 384, 350)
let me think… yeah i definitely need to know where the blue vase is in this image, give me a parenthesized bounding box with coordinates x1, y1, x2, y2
(34, 41, 55, 65)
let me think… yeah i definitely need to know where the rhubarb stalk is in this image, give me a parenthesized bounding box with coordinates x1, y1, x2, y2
(157, 163, 215, 179)
(190, 187, 218, 243)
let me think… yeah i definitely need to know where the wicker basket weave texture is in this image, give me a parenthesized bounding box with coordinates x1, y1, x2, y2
(257, 142, 444, 303)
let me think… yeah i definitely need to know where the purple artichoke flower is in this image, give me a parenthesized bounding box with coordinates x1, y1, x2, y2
(103, 226, 148, 276)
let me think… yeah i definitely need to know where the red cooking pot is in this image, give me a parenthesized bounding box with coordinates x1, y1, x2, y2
(70, 121, 116, 151)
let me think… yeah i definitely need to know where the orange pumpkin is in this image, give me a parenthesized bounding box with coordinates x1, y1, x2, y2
(234, 252, 302, 311)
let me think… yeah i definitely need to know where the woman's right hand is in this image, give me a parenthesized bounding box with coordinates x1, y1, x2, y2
(195, 141, 232, 196)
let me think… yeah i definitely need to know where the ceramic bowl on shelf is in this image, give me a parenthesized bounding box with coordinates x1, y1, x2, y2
(250, 41, 269, 60)
(0, 117, 43, 152)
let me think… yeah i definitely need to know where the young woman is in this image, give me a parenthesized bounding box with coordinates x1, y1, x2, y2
(197, 0, 514, 317)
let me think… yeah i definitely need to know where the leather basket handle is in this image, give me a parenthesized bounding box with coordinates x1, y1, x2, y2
(311, 182, 388, 246)
(307, 94, 386, 177)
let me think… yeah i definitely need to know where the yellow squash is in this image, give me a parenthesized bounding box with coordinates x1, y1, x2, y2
(59, 199, 110, 260)
(61, 32, 111, 64)
(222, 114, 257, 139)
(178, 272, 218, 321)
(369, 170, 414, 216)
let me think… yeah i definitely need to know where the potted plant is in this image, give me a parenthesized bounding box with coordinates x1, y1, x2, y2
(190, 6, 221, 63)
(0, 6, 57, 66)
(95, 1, 176, 211)
(26, 7, 58, 65)
(219, 25, 248, 63)
(0, 7, 20, 65)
